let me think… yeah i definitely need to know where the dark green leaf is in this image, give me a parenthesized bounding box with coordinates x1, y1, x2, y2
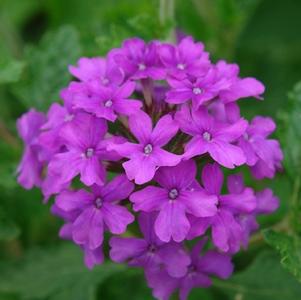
(0, 59, 25, 84)
(264, 230, 301, 282)
(13, 25, 81, 111)
(0, 207, 20, 241)
(284, 82, 301, 179)
(215, 251, 301, 300)
(0, 244, 125, 300)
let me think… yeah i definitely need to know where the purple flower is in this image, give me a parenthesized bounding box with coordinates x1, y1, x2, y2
(69, 56, 124, 86)
(47, 112, 111, 187)
(146, 239, 233, 300)
(176, 105, 247, 168)
(216, 60, 265, 103)
(130, 160, 217, 242)
(54, 174, 134, 250)
(166, 69, 227, 109)
(188, 163, 256, 253)
(112, 38, 165, 80)
(39, 101, 75, 153)
(72, 81, 142, 121)
(110, 212, 191, 278)
(159, 36, 210, 79)
(238, 116, 283, 179)
(17, 109, 46, 189)
(108, 111, 181, 184)
(228, 174, 279, 247)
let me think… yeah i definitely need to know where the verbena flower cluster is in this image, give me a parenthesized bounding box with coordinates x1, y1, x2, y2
(17, 36, 283, 300)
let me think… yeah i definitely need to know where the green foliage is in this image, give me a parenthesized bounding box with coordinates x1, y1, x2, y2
(264, 230, 301, 283)
(217, 251, 301, 300)
(0, 208, 20, 241)
(13, 26, 81, 111)
(0, 244, 125, 300)
(0, 59, 25, 84)
(284, 82, 301, 180)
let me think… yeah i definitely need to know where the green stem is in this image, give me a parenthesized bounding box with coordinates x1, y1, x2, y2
(159, 0, 176, 43)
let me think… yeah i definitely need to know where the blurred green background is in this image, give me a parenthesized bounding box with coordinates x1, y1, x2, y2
(0, 0, 301, 299)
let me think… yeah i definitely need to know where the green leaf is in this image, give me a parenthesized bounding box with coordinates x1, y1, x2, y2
(0, 207, 20, 241)
(13, 25, 81, 111)
(0, 59, 25, 84)
(264, 230, 301, 282)
(0, 243, 125, 300)
(284, 82, 301, 179)
(215, 251, 301, 300)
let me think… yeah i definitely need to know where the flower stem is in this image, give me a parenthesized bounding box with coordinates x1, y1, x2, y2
(159, 0, 176, 43)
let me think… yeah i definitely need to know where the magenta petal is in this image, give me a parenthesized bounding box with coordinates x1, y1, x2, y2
(83, 245, 104, 269)
(154, 160, 196, 190)
(130, 186, 166, 212)
(201, 163, 224, 195)
(151, 114, 179, 147)
(212, 211, 242, 253)
(123, 156, 157, 184)
(101, 174, 134, 202)
(80, 156, 105, 186)
(183, 136, 208, 160)
(108, 142, 142, 158)
(155, 201, 190, 242)
(109, 237, 148, 263)
(198, 250, 233, 279)
(256, 188, 279, 214)
(55, 189, 92, 211)
(208, 140, 246, 168)
(128, 111, 152, 143)
(219, 188, 257, 213)
(180, 191, 217, 217)
(102, 203, 134, 234)
(227, 174, 244, 194)
(72, 207, 104, 250)
(158, 243, 191, 278)
(48, 151, 82, 184)
(187, 216, 212, 240)
(152, 147, 182, 167)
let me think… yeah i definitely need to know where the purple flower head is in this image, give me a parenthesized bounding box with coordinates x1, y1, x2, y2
(130, 160, 217, 242)
(146, 238, 233, 300)
(69, 56, 124, 86)
(160, 36, 210, 79)
(110, 212, 191, 278)
(17, 109, 46, 189)
(176, 105, 247, 168)
(108, 111, 181, 184)
(16, 36, 283, 299)
(112, 38, 165, 80)
(72, 80, 142, 121)
(54, 174, 134, 250)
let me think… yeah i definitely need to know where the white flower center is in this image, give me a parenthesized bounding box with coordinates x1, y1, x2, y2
(102, 77, 109, 85)
(85, 148, 94, 158)
(144, 144, 153, 155)
(64, 114, 74, 122)
(168, 188, 179, 200)
(95, 197, 103, 209)
(138, 63, 146, 71)
(104, 100, 113, 108)
(177, 63, 186, 70)
(193, 87, 202, 95)
(203, 131, 211, 141)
